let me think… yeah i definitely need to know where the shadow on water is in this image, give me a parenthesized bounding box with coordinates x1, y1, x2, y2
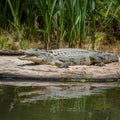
(0, 85, 120, 120)
(0, 73, 119, 81)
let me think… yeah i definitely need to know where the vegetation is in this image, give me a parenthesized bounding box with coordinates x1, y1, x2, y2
(0, 0, 120, 50)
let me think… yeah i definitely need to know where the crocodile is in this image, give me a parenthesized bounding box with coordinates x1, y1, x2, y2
(18, 48, 119, 68)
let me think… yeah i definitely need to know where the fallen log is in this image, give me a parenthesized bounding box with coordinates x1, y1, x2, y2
(0, 50, 25, 56)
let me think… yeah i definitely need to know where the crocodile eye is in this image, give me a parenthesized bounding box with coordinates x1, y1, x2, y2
(35, 49, 38, 51)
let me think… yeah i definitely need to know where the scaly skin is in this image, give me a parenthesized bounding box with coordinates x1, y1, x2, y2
(18, 48, 119, 68)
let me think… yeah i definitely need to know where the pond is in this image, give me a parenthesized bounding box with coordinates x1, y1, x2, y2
(0, 84, 120, 120)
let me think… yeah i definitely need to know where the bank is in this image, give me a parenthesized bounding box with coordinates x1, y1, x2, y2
(0, 56, 120, 82)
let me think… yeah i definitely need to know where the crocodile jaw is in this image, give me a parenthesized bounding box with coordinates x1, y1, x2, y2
(18, 55, 44, 64)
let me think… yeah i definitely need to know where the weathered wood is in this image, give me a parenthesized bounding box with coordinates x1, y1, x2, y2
(0, 56, 120, 81)
(0, 50, 25, 56)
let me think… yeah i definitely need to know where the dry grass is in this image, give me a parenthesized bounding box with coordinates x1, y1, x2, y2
(95, 41, 120, 56)
(0, 30, 120, 56)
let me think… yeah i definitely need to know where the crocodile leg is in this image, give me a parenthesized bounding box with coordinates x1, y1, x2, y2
(90, 55, 105, 66)
(59, 62, 71, 68)
(96, 62, 105, 66)
(54, 60, 70, 68)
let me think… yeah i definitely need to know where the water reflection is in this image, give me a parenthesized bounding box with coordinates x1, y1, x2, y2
(0, 85, 120, 120)
(0, 86, 16, 119)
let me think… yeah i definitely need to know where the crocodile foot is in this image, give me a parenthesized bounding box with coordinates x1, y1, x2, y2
(96, 62, 105, 66)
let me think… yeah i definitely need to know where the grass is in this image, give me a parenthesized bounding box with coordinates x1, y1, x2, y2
(0, 29, 120, 56)
(0, 0, 120, 50)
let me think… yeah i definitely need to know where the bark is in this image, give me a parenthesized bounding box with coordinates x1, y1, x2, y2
(0, 50, 25, 56)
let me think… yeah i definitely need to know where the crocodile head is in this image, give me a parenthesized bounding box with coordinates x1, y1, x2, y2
(18, 55, 45, 64)
(18, 51, 54, 64)
(23, 48, 47, 56)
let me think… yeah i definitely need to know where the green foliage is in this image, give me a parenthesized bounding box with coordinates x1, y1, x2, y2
(65, 0, 88, 47)
(7, 0, 20, 28)
(36, 0, 58, 49)
(0, 36, 11, 49)
(96, 0, 120, 42)
(53, 0, 66, 47)
(0, 0, 120, 49)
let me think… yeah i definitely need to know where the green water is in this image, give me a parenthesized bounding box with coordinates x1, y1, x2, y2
(0, 85, 120, 120)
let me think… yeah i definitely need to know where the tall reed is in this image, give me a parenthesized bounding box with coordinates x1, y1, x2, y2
(36, 0, 57, 49)
(53, 0, 66, 48)
(6, 0, 21, 28)
(89, 0, 96, 49)
(0, 0, 119, 49)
